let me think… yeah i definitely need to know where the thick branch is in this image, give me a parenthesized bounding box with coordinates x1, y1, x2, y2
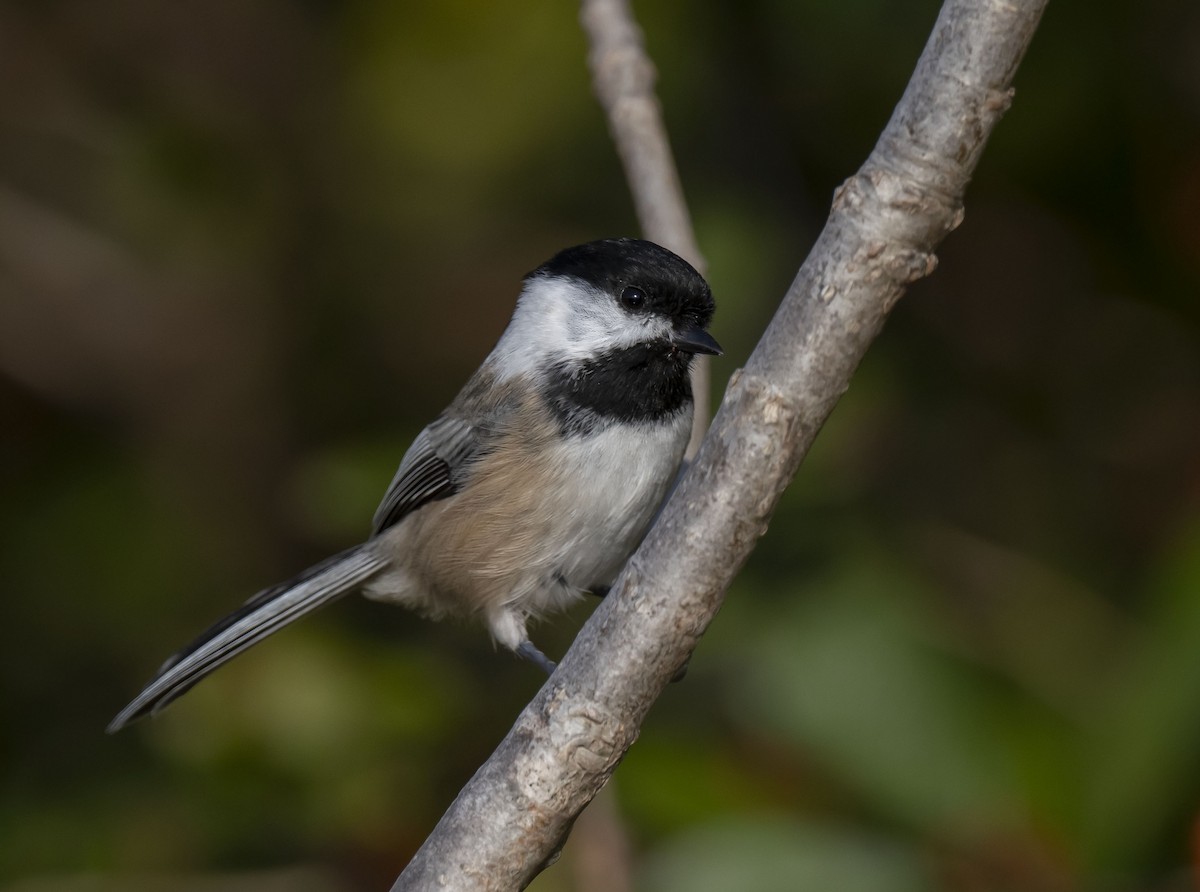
(391, 0, 1047, 888)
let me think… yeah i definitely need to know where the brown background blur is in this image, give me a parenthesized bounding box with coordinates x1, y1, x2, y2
(3, 1, 1200, 890)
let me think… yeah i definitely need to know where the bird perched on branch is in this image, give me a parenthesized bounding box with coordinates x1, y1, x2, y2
(108, 238, 720, 732)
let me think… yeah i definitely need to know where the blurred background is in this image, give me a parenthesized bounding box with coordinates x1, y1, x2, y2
(2, 0, 1199, 890)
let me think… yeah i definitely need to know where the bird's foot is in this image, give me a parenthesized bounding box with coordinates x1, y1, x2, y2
(516, 640, 557, 675)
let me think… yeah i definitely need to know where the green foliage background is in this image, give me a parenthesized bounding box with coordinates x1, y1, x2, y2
(2, 0, 1199, 889)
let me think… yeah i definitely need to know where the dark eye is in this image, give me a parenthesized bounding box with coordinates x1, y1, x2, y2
(620, 286, 646, 310)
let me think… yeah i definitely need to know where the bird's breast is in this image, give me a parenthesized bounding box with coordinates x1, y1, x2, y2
(370, 402, 693, 620)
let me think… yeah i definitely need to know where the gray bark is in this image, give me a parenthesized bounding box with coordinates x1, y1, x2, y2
(391, 0, 1048, 888)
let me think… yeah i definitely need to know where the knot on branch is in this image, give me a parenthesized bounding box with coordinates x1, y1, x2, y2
(534, 688, 628, 779)
(828, 170, 957, 290)
(714, 369, 805, 450)
(865, 167, 962, 237)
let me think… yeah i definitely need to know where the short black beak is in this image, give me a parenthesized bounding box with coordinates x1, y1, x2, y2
(672, 325, 723, 356)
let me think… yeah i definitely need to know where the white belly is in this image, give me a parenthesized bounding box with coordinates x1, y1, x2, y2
(538, 416, 690, 601)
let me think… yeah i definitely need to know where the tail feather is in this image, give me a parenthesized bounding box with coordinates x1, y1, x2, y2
(107, 544, 387, 733)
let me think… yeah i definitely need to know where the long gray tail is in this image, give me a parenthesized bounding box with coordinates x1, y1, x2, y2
(107, 544, 387, 733)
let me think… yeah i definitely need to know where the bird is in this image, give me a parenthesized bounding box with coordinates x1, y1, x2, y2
(107, 237, 720, 733)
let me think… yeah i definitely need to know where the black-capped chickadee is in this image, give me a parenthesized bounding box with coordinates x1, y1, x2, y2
(107, 238, 720, 733)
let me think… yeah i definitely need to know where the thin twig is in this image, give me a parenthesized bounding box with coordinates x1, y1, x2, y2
(580, 0, 702, 266)
(390, 0, 1048, 888)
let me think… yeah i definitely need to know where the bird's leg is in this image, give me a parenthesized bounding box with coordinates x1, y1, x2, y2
(516, 640, 557, 675)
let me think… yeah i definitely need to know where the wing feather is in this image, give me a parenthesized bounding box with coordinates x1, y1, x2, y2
(370, 416, 486, 535)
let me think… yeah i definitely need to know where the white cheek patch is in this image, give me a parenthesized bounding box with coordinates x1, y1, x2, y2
(566, 302, 672, 355)
(489, 276, 675, 380)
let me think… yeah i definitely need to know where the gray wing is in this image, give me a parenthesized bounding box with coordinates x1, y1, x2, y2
(371, 414, 488, 535)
